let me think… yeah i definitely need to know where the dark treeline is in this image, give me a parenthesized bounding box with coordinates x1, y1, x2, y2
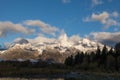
(0, 60, 68, 77)
(0, 42, 120, 77)
(65, 42, 120, 72)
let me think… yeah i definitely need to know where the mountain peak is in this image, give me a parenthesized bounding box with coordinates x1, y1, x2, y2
(14, 38, 29, 44)
(58, 31, 72, 47)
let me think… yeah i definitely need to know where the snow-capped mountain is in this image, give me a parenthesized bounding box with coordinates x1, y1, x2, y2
(0, 32, 110, 62)
(0, 34, 108, 54)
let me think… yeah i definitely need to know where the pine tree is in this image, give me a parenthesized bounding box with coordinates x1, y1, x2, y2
(74, 52, 84, 65)
(114, 42, 120, 71)
(101, 45, 108, 68)
(95, 46, 101, 67)
(87, 54, 90, 64)
(108, 47, 114, 55)
(64, 55, 74, 66)
(74, 52, 80, 64)
(115, 42, 120, 55)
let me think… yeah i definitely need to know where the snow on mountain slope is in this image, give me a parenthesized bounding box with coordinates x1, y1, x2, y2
(58, 31, 72, 47)
(74, 38, 102, 52)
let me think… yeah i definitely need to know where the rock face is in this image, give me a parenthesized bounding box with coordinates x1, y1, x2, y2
(0, 36, 110, 63)
(40, 48, 64, 63)
(0, 47, 39, 60)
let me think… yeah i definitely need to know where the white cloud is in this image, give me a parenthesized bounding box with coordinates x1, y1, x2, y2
(83, 12, 109, 23)
(69, 35, 81, 43)
(24, 20, 59, 36)
(62, 0, 71, 3)
(90, 32, 120, 46)
(92, 0, 103, 7)
(0, 21, 34, 37)
(91, 12, 109, 24)
(83, 11, 120, 29)
(105, 19, 118, 29)
(112, 11, 119, 18)
(28, 36, 56, 45)
(27, 30, 81, 47)
(108, 0, 112, 2)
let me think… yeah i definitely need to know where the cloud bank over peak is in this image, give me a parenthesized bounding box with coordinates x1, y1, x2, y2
(90, 32, 120, 46)
(27, 30, 81, 47)
(11, 30, 120, 47)
(28, 36, 56, 45)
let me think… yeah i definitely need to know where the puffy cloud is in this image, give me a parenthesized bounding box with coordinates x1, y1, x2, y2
(24, 20, 59, 36)
(83, 11, 120, 29)
(27, 30, 81, 47)
(0, 21, 34, 37)
(90, 32, 120, 46)
(10, 30, 79, 47)
(69, 35, 81, 43)
(62, 0, 71, 3)
(91, 12, 109, 24)
(83, 12, 109, 23)
(92, 0, 103, 7)
(28, 36, 56, 45)
(105, 19, 118, 29)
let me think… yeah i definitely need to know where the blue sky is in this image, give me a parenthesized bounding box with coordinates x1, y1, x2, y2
(0, 0, 120, 47)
